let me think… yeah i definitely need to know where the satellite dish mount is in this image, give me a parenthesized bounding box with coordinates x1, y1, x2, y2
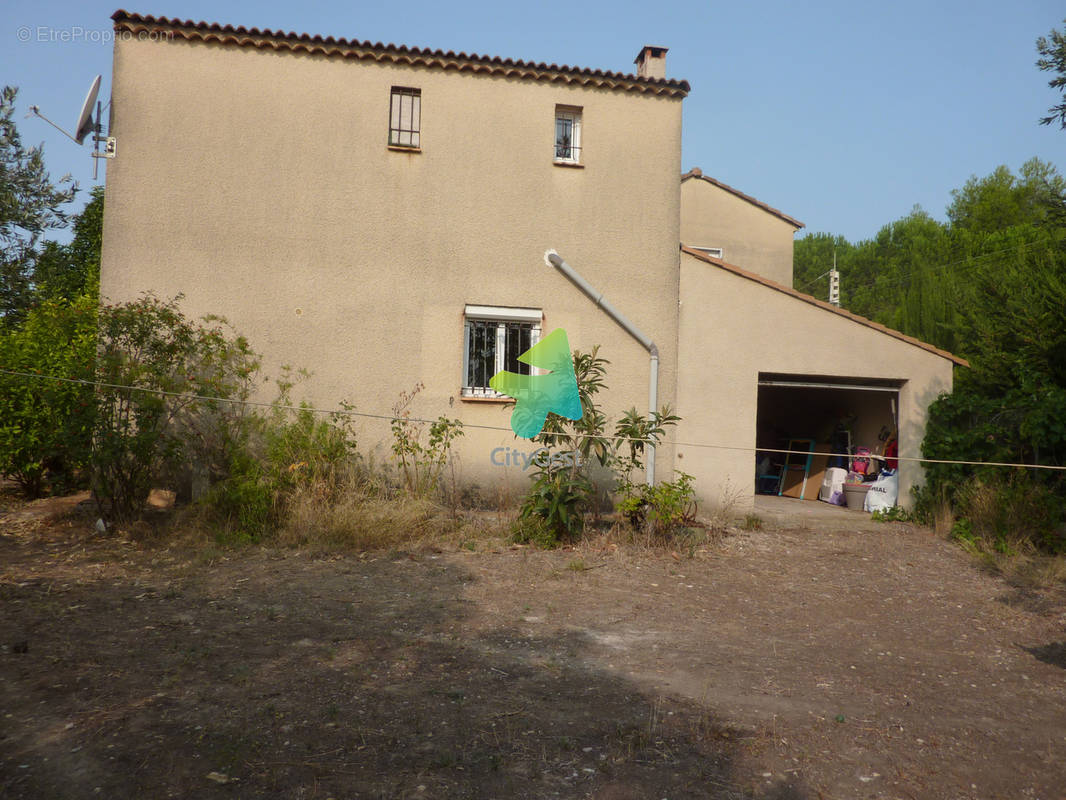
(29, 75, 116, 179)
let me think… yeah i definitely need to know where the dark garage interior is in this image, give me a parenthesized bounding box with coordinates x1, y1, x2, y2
(755, 373, 902, 499)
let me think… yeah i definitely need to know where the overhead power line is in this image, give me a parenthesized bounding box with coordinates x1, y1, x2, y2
(2, 367, 1064, 472)
(795, 238, 1050, 295)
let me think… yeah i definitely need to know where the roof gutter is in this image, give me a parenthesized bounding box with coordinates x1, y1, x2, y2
(544, 250, 659, 485)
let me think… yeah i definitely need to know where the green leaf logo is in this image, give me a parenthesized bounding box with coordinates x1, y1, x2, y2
(489, 328, 582, 438)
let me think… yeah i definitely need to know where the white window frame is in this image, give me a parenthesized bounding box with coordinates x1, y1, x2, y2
(462, 305, 542, 398)
(554, 106, 582, 164)
(389, 86, 421, 148)
(692, 246, 724, 259)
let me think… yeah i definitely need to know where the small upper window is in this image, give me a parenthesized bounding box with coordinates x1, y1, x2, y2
(692, 246, 724, 259)
(554, 106, 582, 164)
(389, 87, 421, 148)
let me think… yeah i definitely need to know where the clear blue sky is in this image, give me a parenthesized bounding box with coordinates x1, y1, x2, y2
(4, 0, 1063, 244)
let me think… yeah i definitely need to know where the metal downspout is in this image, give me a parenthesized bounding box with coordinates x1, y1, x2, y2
(544, 250, 659, 485)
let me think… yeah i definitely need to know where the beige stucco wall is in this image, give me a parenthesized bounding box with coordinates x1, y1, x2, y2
(101, 36, 683, 493)
(675, 252, 955, 510)
(680, 177, 799, 287)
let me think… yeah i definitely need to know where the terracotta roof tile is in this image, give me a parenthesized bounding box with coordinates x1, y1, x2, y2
(680, 245, 967, 366)
(682, 168, 804, 229)
(110, 11, 691, 98)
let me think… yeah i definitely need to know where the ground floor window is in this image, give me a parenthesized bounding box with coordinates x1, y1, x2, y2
(462, 305, 542, 397)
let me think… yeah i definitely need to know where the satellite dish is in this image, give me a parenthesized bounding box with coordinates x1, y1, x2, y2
(28, 74, 115, 179)
(74, 75, 101, 144)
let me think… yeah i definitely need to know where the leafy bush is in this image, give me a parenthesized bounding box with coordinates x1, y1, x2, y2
(0, 296, 97, 496)
(516, 348, 611, 545)
(617, 471, 697, 540)
(871, 506, 912, 523)
(518, 462, 594, 545)
(92, 294, 260, 523)
(205, 375, 360, 542)
(390, 383, 464, 498)
(509, 513, 561, 549)
(951, 472, 1065, 555)
(515, 346, 681, 546)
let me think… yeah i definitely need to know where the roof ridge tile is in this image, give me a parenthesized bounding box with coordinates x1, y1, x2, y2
(683, 168, 804, 229)
(111, 10, 690, 97)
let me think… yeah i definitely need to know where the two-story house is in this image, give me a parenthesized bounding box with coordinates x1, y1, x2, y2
(101, 12, 688, 492)
(101, 12, 963, 509)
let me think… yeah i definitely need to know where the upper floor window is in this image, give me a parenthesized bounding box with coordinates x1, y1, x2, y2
(389, 87, 421, 148)
(554, 106, 582, 164)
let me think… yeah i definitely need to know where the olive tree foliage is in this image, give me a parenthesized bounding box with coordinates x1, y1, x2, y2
(0, 296, 97, 497)
(92, 295, 261, 523)
(33, 185, 103, 304)
(0, 86, 76, 326)
(1037, 19, 1066, 130)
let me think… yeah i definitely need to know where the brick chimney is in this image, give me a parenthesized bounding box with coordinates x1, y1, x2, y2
(634, 45, 668, 80)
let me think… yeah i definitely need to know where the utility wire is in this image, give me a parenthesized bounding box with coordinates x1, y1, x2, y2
(795, 238, 1049, 295)
(872, 239, 1050, 291)
(796, 270, 830, 292)
(2, 367, 1064, 472)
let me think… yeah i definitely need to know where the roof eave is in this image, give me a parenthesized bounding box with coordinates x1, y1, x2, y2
(110, 10, 691, 98)
(682, 169, 804, 229)
(680, 246, 968, 367)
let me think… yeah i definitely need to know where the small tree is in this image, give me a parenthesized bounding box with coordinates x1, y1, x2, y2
(1037, 19, 1066, 130)
(515, 347, 680, 545)
(92, 294, 260, 523)
(0, 296, 97, 496)
(0, 86, 77, 327)
(32, 186, 103, 304)
(390, 382, 464, 497)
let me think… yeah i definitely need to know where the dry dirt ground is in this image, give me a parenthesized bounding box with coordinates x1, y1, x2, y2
(1, 495, 1065, 799)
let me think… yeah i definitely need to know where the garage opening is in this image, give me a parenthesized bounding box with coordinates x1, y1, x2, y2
(755, 373, 902, 500)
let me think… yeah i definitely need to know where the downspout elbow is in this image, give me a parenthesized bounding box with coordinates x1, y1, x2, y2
(546, 249, 661, 486)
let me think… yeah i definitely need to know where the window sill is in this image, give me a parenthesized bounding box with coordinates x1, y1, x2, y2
(388, 145, 422, 153)
(459, 393, 511, 403)
(553, 160, 584, 169)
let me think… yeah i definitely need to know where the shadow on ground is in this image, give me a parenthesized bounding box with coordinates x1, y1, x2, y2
(0, 539, 809, 799)
(1023, 640, 1066, 670)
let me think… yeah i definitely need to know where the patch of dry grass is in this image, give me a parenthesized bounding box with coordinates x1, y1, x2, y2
(932, 479, 1066, 590)
(275, 479, 511, 553)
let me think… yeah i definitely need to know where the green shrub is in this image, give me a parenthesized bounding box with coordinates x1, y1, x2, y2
(952, 472, 1065, 555)
(617, 471, 697, 540)
(205, 449, 273, 543)
(390, 383, 463, 498)
(515, 346, 681, 546)
(518, 464, 593, 546)
(204, 378, 360, 542)
(516, 348, 610, 545)
(92, 294, 260, 523)
(871, 506, 911, 523)
(509, 513, 560, 549)
(0, 296, 96, 497)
